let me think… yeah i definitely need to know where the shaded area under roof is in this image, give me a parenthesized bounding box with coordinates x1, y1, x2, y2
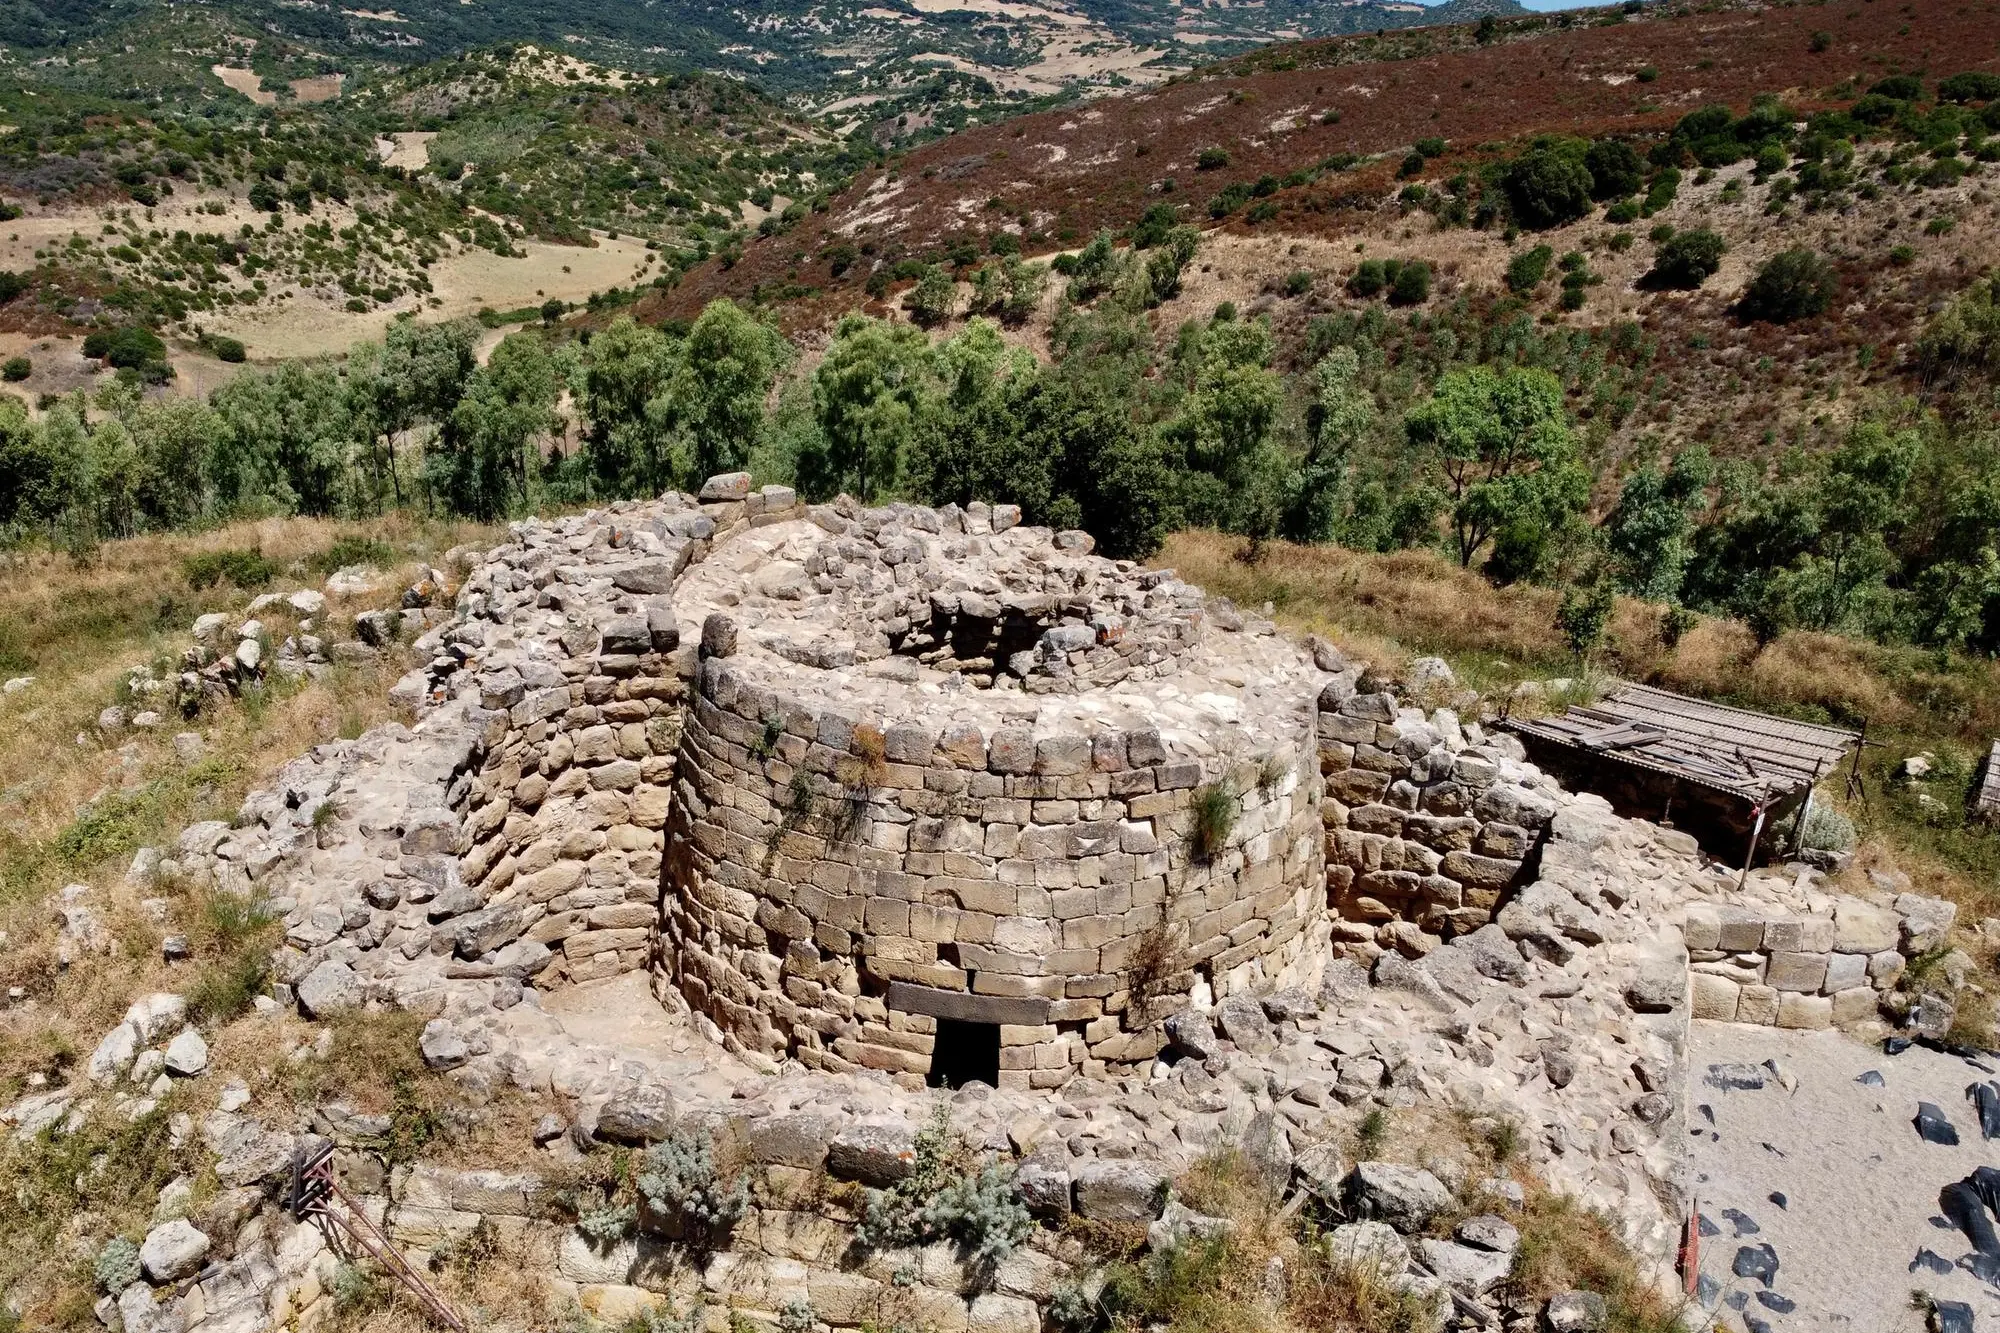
(1505, 683, 1859, 806)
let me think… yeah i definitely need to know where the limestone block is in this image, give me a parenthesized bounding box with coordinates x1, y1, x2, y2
(1776, 992, 1833, 1030)
(1868, 950, 1906, 987)
(1690, 973, 1740, 1021)
(1834, 900, 1899, 954)
(1766, 951, 1829, 993)
(1821, 951, 1869, 994)
(1715, 908, 1766, 953)
(1681, 906, 1721, 952)
(967, 1293, 1039, 1333)
(1736, 985, 1780, 1025)
(1760, 918, 1804, 952)
(1830, 987, 1881, 1026)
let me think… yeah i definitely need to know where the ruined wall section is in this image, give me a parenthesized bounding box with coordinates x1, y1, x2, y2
(1315, 664, 1564, 946)
(445, 483, 805, 987)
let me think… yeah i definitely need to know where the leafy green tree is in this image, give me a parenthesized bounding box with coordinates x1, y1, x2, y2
(907, 265, 957, 326)
(1584, 138, 1646, 200)
(810, 313, 934, 500)
(346, 319, 480, 510)
(1283, 346, 1377, 543)
(1404, 365, 1589, 568)
(208, 361, 353, 516)
(1162, 317, 1289, 536)
(1504, 137, 1595, 228)
(1144, 225, 1200, 306)
(905, 319, 1043, 512)
(1603, 446, 1713, 601)
(577, 316, 679, 498)
(129, 399, 222, 530)
(1556, 578, 1616, 660)
(1505, 245, 1554, 295)
(433, 331, 566, 519)
(670, 299, 788, 483)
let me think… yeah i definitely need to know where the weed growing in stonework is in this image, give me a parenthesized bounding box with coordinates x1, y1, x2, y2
(856, 1106, 1032, 1274)
(637, 1128, 749, 1243)
(1189, 781, 1239, 862)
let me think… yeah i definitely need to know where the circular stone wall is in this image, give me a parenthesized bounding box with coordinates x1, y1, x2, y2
(658, 498, 1328, 1088)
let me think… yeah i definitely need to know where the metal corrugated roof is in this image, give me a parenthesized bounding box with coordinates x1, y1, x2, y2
(1506, 682, 1858, 804)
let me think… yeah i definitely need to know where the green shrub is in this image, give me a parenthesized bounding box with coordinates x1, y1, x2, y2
(1388, 260, 1431, 306)
(307, 535, 395, 576)
(1740, 247, 1837, 322)
(1, 355, 27, 381)
(1649, 227, 1726, 288)
(96, 1238, 142, 1294)
(1398, 151, 1426, 178)
(1605, 199, 1640, 224)
(1506, 245, 1553, 294)
(1585, 138, 1646, 199)
(1869, 74, 1924, 101)
(182, 546, 278, 589)
(1890, 243, 1918, 266)
(578, 1202, 638, 1248)
(1414, 137, 1447, 158)
(1347, 259, 1386, 297)
(209, 336, 246, 363)
(1939, 71, 2000, 104)
(1195, 147, 1230, 170)
(1282, 269, 1314, 297)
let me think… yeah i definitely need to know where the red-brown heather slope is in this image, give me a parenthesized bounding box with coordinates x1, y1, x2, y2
(648, 0, 1999, 329)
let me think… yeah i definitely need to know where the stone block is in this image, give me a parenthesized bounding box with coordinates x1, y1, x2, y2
(1736, 985, 1780, 1025)
(1821, 950, 1869, 994)
(1690, 973, 1740, 1021)
(1834, 901, 1899, 954)
(1681, 906, 1721, 952)
(1830, 987, 1881, 1026)
(1760, 918, 1804, 951)
(1715, 908, 1766, 953)
(1766, 951, 1829, 993)
(1776, 992, 1833, 1030)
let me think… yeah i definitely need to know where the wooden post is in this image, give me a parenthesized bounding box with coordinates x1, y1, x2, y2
(1737, 802, 1767, 890)
(1846, 718, 1869, 806)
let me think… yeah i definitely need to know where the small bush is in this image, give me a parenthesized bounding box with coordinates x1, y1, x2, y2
(1604, 199, 1640, 223)
(307, 534, 395, 576)
(1889, 243, 1917, 266)
(1388, 261, 1431, 306)
(1189, 780, 1239, 861)
(856, 1107, 1032, 1273)
(637, 1128, 749, 1243)
(1506, 245, 1554, 294)
(96, 1237, 142, 1294)
(1740, 247, 1837, 322)
(1505, 137, 1595, 228)
(579, 1202, 638, 1248)
(1649, 227, 1726, 288)
(1196, 147, 1230, 170)
(1282, 269, 1314, 297)
(209, 336, 246, 363)
(182, 547, 278, 590)
(1, 355, 27, 381)
(1347, 259, 1386, 298)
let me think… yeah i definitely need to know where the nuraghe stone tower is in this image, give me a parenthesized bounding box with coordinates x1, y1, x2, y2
(658, 495, 1328, 1086)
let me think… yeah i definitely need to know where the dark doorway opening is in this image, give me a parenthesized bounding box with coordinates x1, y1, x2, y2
(927, 1018, 1000, 1089)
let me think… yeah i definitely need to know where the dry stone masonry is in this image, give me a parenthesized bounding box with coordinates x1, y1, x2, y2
(25, 473, 1979, 1333)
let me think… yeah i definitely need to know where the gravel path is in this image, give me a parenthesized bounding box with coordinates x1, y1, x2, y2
(1690, 1022, 2000, 1332)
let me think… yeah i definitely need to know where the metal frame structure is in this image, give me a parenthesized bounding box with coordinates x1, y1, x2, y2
(288, 1141, 468, 1331)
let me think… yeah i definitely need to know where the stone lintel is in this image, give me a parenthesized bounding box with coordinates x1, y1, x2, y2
(886, 981, 1051, 1027)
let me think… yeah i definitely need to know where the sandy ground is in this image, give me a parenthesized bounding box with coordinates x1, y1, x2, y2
(1690, 1022, 2000, 1332)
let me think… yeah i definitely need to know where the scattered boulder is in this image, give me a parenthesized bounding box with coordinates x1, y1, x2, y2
(595, 1081, 677, 1144)
(162, 1028, 209, 1077)
(1544, 1291, 1608, 1332)
(1073, 1159, 1167, 1222)
(1345, 1162, 1453, 1233)
(296, 960, 363, 1018)
(139, 1219, 210, 1283)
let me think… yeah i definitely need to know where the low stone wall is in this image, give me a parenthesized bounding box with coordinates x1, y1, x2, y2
(1316, 668, 1562, 943)
(1683, 892, 1955, 1029)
